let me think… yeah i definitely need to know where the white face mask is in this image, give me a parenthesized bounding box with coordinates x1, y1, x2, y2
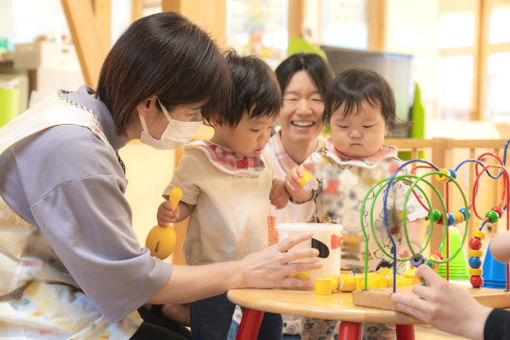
(139, 98, 203, 150)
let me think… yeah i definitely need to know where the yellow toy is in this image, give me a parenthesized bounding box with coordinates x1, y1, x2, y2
(289, 271, 311, 281)
(338, 274, 356, 292)
(404, 268, 421, 285)
(315, 277, 335, 295)
(145, 187, 183, 259)
(299, 170, 318, 191)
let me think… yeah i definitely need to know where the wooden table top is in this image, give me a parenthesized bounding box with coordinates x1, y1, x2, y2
(227, 288, 423, 325)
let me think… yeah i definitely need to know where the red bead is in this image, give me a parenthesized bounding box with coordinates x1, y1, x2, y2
(469, 237, 482, 250)
(470, 275, 483, 288)
(491, 206, 504, 218)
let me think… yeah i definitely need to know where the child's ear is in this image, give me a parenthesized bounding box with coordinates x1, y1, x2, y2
(211, 116, 225, 128)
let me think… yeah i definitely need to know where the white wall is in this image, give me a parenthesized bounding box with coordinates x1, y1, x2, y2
(0, 0, 70, 47)
(385, 0, 440, 121)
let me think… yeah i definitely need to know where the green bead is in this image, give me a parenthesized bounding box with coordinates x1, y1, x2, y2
(486, 210, 500, 224)
(428, 209, 441, 222)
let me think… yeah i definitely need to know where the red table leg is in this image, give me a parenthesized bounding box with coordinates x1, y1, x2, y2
(235, 308, 264, 340)
(396, 324, 415, 340)
(338, 321, 362, 340)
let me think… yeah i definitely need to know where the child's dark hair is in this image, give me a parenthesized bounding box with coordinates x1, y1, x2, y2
(221, 50, 281, 127)
(275, 53, 333, 101)
(323, 67, 396, 131)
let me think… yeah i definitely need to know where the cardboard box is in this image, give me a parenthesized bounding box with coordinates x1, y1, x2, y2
(13, 41, 81, 71)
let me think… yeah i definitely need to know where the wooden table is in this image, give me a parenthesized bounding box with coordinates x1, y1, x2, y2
(227, 288, 423, 340)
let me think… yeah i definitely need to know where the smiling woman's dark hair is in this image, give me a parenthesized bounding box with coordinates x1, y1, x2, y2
(96, 12, 231, 135)
(275, 53, 333, 102)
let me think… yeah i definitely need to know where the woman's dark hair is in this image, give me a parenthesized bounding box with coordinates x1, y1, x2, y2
(324, 67, 396, 131)
(275, 52, 333, 101)
(96, 12, 231, 135)
(221, 50, 281, 127)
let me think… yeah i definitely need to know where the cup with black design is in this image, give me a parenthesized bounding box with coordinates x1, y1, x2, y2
(276, 223, 342, 282)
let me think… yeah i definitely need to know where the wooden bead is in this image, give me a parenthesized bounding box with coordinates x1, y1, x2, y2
(469, 256, 482, 268)
(486, 210, 500, 224)
(427, 209, 442, 222)
(472, 230, 486, 240)
(469, 268, 482, 276)
(410, 253, 425, 267)
(469, 237, 482, 250)
(435, 168, 450, 182)
(459, 208, 471, 220)
(470, 275, 483, 288)
(469, 249, 483, 257)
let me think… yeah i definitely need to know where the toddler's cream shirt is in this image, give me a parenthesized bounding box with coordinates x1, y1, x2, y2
(165, 141, 273, 265)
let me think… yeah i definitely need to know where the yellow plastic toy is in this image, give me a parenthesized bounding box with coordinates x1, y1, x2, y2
(299, 170, 317, 191)
(145, 187, 183, 259)
(338, 274, 356, 292)
(289, 271, 311, 281)
(315, 277, 336, 295)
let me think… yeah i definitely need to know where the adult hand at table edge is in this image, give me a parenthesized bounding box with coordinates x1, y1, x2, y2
(238, 231, 321, 289)
(391, 265, 491, 340)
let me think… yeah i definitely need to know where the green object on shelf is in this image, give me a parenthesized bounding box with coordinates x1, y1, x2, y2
(287, 37, 327, 60)
(438, 226, 469, 280)
(0, 88, 20, 127)
(398, 82, 426, 161)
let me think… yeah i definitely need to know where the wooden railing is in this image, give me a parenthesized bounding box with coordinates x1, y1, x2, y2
(171, 137, 510, 264)
(386, 138, 509, 251)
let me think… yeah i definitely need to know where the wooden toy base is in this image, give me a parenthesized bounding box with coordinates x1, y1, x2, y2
(352, 285, 510, 310)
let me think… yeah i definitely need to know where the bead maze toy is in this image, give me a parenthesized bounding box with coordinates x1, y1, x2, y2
(145, 187, 183, 259)
(352, 139, 510, 311)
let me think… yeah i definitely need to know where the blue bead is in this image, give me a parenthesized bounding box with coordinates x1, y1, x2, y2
(459, 208, 471, 220)
(469, 256, 482, 268)
(448, 169, 457, 180)
(411, 253, 425, 267)
(447, 213, 455, 226)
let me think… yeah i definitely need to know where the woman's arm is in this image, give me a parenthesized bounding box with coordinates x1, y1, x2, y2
(489, 230, 510, 263)
(148, 232, 321, 304)
(392, 265, 492, 340)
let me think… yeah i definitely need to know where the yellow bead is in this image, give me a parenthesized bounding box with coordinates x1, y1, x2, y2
(468, 249, 483, 257)
(453, 212, 464, 224)
(435, 168, 450, 182)
(469, 268, 482, 276)
(472, 230, 486, 240)
(315, 278, 334, 295)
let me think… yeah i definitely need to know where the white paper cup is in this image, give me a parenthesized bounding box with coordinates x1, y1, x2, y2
(276, 223, 342, 281)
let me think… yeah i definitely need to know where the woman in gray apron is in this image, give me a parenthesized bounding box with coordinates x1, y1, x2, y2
(0, 12, 319, 340)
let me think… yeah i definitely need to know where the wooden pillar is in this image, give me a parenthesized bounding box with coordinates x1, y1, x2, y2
(474, 0, 489, 121)
(162, 0, 226, 47)
(132, 0, 145, 22)
(288, 0, 305, 39)
(93, 0, 111, 52)
(61, 0, 107, 88)
(430, 138, 452, 251)
(367, 0, 387, 51)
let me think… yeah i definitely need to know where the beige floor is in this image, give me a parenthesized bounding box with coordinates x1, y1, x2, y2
(415, 325, 467, 339)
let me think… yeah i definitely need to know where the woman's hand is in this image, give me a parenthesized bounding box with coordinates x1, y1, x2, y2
(238, 231, 321, 289)
(392, 265, 491, 340)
